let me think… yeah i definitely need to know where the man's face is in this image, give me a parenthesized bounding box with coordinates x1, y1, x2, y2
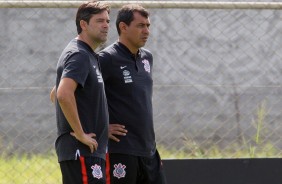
(85, 10, 110, 44)
(125, 12, 150, 49)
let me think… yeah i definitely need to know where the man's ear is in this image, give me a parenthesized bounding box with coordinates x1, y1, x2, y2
(80, 20, 88, 31)
(119, 22, 127, 33)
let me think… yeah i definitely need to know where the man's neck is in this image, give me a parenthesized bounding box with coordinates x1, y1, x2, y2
(77, 34, 98, 51)
(118, 38, 138, 55)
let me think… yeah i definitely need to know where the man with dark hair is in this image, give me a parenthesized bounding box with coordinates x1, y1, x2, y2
(99, 4, 167, 184)
(54, 1, 110, 183)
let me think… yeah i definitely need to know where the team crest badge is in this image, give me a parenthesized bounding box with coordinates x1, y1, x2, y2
(142, 59, 150, 73)
(91, 164, 103, 179)
(113, 163, 126, 179)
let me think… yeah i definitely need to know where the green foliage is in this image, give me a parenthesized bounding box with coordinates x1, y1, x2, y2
(158, 100, 282, 159)
(248, 101, 266, 158)
(158, 141, 280, 159)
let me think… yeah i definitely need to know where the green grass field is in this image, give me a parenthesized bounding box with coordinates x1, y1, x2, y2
(0, 143, 280, 184)
(0, 153, 61, 184)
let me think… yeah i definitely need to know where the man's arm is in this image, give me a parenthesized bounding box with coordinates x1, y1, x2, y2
(99, 52, 128, 142)
(50, 86, 56, 103)
(57, 77, 98, 153)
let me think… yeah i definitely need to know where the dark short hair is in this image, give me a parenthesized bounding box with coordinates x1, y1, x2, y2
(76, 1, 110, 34)
(116, 4, 149, 35)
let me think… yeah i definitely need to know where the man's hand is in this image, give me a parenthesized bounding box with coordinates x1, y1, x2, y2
(71, 132, 98, 153)
(109, 124, 127, 142)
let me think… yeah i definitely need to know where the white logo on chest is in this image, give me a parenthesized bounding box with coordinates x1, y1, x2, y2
(122, 70, 132, 83)
(93, 65, 103, 83)
(142, 59, 150, 73)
